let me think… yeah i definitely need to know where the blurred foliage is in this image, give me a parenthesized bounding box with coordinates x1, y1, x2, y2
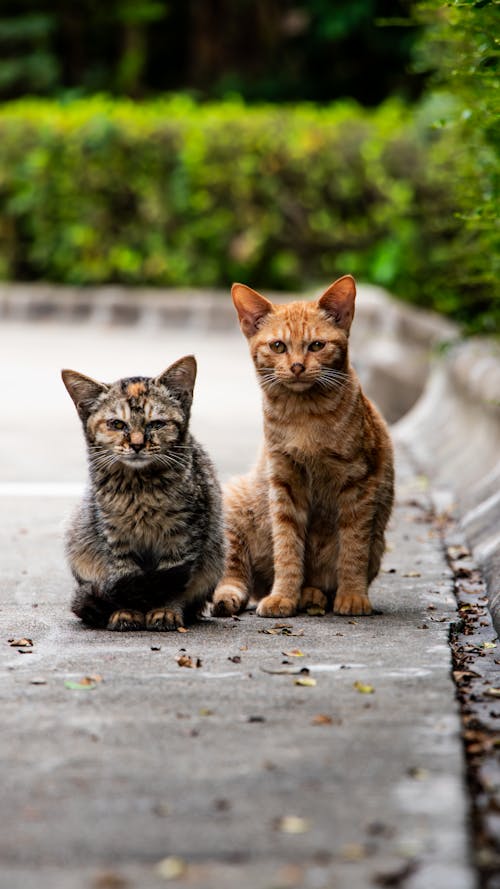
(0, 0, 421, 105)
(409, 0, 499, 334)
(0, 93, 496, 332)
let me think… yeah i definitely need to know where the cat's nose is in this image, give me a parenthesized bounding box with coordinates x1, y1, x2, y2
(290, 362, 305, 377)
(130, 432, 144, 452)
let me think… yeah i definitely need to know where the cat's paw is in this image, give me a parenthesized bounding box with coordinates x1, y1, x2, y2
(333, 593, 372, 616)
(107, 609, 145, 631)
(212, 585, 246, 617)
(146, 607, 184, 631)
(256, 593, 297, 618)
(299, 586, 328, 612)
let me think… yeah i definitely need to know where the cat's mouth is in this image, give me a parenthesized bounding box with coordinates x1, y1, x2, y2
(120, 451, 153, 467)
(282, 378, 315, 391)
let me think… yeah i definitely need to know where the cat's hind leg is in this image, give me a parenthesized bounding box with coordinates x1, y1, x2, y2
(71, 582, 115, 628)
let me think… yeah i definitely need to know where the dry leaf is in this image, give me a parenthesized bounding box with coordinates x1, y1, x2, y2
(199, 708, 214, 716)
(294, 677, 316, 687)
(340, 843, 368, 861)
(353, 681, 374, 694)
(260, 627, 304, 636)
(64, 676, 101, 691)
(282, 649, 305, 658)
(155, 856, 187, 880)
(485, 687, 500, 698)
(483, 641, 496, 650)
(228, 655, 241, 663)
(403, 571, 421, 578)
(407, 767, 429, 780)
(261, 665, 309, 676)
(8, 638, 33, 647)
(276, 815, 310, 834)
(311, 714, 333, 725)
(176, 655, 193, 668)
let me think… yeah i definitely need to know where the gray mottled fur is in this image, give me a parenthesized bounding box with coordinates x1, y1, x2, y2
(61, 355, 224, 631)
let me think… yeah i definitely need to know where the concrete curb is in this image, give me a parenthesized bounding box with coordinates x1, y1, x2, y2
(395, 339, 500, 633)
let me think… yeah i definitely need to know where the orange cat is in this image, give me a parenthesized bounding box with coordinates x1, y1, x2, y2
(213, 275, 394, 618)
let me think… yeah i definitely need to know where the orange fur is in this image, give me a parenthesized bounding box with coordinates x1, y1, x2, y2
(213, 276, 394, 618)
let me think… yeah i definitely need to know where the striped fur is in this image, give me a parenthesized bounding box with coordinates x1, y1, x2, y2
(62, 356, 224, 630)
(213, 276, 394, 618)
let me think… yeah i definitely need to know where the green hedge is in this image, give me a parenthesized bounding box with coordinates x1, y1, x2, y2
(0, 95, 497, 332)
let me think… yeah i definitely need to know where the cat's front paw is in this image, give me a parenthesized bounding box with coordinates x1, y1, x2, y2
(146, 607, 184, 631)
(212, 584, 246, 617)
(107, 609, 145, 631)
(256, 593, 297, 618)
(333, 593, 372, 616)
(299, 586, 328, 612)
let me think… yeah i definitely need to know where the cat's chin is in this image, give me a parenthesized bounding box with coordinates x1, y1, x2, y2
(120, 454, 153, 469)
(281, 379, 315, 393)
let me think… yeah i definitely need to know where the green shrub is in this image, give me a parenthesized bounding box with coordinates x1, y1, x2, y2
(0, 94, 497, 332)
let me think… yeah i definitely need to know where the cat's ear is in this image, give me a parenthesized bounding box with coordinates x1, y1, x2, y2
(61, 369, 109, 421)
(317, 275, 356, 333)
(232, 283, 273, 337)
(155, 355, 197, 404)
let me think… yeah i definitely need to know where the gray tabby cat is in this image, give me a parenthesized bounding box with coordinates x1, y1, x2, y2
(61, 355, 224, 631)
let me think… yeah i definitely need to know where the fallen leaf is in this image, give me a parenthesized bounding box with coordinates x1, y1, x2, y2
(407, 767, 429, 780)
(311, 714, 333, 725)
(93, 871, 129, 889)
(276, 815, 310, 834)
(447, 545, 470, 560)
(340, 842, 368, 861)
(484, 688, 500, 698)
(199, 708, 214, 716)
(8, 638, 33, 647)
(177, 626, 188, 634)
(30, 677, 47, 685)
(228, 655, 241, 663)
(483, 641, 497, 650)
(261, 665, 309, 676)
(260, 627, 304, 636)
(151, 645, 161, 651)
(294, 677, 317, 687)
(64, 675, 102, 691)
(176, 655, 193, 668)
(247, 715, 266, 723)
(353, 681, 374, 694)
(240, 645, 249, 651)
(348, 619, 358, 625)
(155, 856, 187, 880)
(403, 571, 421, 578)
(282, 649, 305, 657)
(306, 606, 325, 616)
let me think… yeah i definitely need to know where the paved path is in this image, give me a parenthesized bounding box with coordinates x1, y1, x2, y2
(0, 319, 475, 889)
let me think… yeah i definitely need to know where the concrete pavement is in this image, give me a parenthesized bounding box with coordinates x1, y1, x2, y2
(0, 317, 476, 889)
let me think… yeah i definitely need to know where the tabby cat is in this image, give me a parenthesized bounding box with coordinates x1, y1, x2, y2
(62, 356, 224, 630)
(213, 275, 394, 618)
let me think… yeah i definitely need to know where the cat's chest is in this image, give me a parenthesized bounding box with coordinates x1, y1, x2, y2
(270, 416, 348, 462)
(98, 483, 187, 547)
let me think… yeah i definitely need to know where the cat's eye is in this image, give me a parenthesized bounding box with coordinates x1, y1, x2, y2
(107, 419, 128, 431)
(269, 340, 287, 354)
(308, 341, 325, 352)
(147, 420, 167, 430)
